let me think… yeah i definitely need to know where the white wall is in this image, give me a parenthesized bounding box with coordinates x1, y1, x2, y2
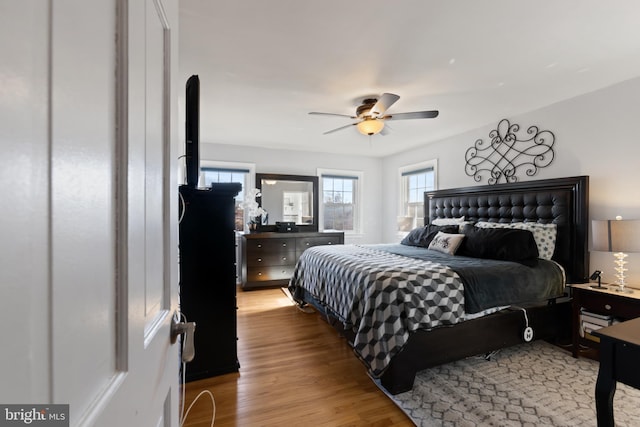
(382, 76, 640, 284)
(198, 143, 384, 244)
(197, 77, 640, 284)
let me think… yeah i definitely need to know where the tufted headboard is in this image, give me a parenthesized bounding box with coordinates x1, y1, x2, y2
(425, 176, 589, 284)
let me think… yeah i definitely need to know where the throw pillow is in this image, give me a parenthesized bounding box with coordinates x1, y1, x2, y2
(475, 221, 557, 260)
(457, 224, 539, 262)
(401, 224, 460, 247)
(427, 231, 465, 255)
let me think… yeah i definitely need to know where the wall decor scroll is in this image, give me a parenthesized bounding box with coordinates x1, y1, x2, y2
(464, 118, 555, 185)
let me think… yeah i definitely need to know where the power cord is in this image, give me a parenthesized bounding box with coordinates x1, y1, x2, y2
(180, 390, 215, 427)
(179, 312, 216, 427)
(178, 190, 186, 224)
(509, 306, 534, 342)
(177, 154, 187, 186)
(474, 349, 501, 361)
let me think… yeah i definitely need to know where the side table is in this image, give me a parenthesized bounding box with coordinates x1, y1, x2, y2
(592, 317, 640, 427)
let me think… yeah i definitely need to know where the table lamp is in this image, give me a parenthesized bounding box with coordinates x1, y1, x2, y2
(592, 217, 640, 293)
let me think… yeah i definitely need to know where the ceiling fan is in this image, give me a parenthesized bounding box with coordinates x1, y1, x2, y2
(309, 93, 439, 136)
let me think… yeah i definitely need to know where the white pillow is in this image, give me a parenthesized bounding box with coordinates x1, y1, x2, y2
(431, 216, 466, 226)
(432, 217, 473, 232)
(475, 221, 557, 260)
(427, 231, 465, 255)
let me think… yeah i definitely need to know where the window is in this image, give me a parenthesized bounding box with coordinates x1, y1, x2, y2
(318, 169, 362, 234)
(399, 160, 437, 231)
(201, 162, 254, 231)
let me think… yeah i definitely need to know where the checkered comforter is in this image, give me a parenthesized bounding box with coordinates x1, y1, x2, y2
(289, 244, 465, 377)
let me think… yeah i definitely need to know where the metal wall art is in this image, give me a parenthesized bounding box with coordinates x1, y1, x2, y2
(464, 118, 555, 185)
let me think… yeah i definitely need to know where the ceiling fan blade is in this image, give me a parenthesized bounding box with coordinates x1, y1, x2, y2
(383, 110, 439, 120)
(370, 93, 400, 117)
(309, 112, 356, 119)
(322, 122, 358, 135)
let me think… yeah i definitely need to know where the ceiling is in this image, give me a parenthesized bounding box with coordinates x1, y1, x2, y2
(179, 0, 640, 157)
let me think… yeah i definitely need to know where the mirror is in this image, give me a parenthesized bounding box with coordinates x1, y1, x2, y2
(256, 173, 319, 232)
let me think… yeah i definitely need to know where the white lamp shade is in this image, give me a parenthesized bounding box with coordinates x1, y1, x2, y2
(356, 118, 384, 135)
(592, 219, 640, 253)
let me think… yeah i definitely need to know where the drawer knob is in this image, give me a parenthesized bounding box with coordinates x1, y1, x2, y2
(605, 304, 612, 310)
(282, 243, 287, 247)
(306, 242, 310, 246)
(258, 272, 262, 276)
(328, 242, 332, 245)
(282, 257, 287, 261)
(257, 258, 262, 262)
(257, 244, 262, 248)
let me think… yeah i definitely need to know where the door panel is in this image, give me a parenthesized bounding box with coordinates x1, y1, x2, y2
(51, 0, 180, 426)
(0, 0, 51, 405)
(50, 0, 118, 419)
(2, 1, 179, 424)
(144, 0, 170, 329)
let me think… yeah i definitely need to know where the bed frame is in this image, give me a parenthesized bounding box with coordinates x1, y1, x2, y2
(304, 176, 589, 394)
(425, 175, 589, 285)
(381, 175, 589, 393)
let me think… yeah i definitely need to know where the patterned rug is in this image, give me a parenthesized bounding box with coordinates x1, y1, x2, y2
(378, 341, 640, 426)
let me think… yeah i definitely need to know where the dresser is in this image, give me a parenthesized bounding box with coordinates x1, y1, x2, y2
(179, 183, 241, 381)
(240, 231, 344, 290)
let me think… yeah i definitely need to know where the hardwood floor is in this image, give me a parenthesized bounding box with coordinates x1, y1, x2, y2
(181, 287, 413, 426)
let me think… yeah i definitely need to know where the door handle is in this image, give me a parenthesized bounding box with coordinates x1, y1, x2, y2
(171, 312, 196, 363)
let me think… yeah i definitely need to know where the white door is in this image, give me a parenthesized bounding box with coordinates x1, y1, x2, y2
(0, 1, 181, 426)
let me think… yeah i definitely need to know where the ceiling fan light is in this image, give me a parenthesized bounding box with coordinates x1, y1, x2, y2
(356, 119, 384, 136)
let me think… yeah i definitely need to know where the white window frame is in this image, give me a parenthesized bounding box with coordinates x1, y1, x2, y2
(398, 159, 438, 232)
(200, 160, 255, 229)
(317, 168, 363, 235)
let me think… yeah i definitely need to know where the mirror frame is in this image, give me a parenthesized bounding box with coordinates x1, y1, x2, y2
(256, 173, 319, 232)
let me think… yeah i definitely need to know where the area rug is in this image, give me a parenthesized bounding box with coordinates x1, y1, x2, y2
(378, 340, 640, 426)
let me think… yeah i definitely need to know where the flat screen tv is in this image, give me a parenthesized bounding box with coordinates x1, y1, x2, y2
(185, 75, 200, 188)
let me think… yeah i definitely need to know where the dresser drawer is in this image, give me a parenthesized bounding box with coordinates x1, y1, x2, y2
(297, 236, 342, 252)
(246, 251, 296, 267)
(246, 265, 296, 282)
(245, 238, 296, 253)
(240, 232, 344, 290)
(578, 290, 640, 320)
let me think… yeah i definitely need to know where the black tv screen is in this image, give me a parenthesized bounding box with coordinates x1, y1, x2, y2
(185, 75, 200, 188)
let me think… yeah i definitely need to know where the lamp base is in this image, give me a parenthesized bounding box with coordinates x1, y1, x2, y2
(615, 286, 634, 294)
(589, 285, 609, 290)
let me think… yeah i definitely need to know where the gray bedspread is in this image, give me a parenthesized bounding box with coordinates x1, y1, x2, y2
(289, 243, 565, 377)
(289, 244, 465, 376)
(371, 243, 565, 313)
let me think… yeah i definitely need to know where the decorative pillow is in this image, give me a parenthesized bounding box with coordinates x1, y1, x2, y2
(427, 231, 465, 255)
(457, 224, 539, 263)
(401, 224, 459, 247)
(475, 221, 557, 260)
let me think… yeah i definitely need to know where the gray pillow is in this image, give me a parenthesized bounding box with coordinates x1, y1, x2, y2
(401, 224, 460, 247)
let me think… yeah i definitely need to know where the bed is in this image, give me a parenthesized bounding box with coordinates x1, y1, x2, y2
(289, 175, 589, 394)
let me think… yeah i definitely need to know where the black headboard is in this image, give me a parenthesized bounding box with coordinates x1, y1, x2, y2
(424, 176, 589, 284)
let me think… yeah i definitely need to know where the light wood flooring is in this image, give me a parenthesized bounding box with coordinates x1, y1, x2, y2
(181, 287, 412, 426)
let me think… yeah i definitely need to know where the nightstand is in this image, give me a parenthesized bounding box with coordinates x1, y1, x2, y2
(570, 283, 640, 358)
